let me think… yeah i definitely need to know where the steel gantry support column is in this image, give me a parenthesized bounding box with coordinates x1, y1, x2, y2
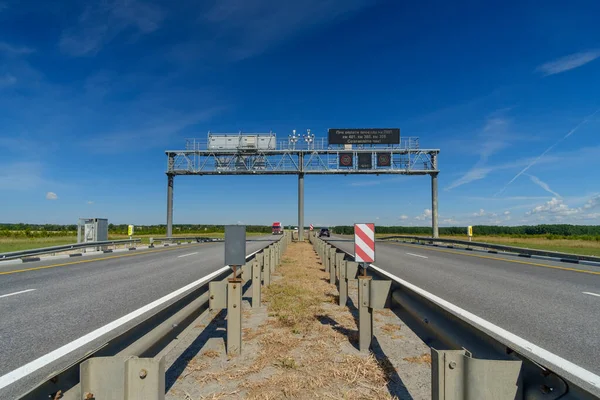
(166, 173, 174, 238)
(431, 152, 439, 239)
(298, 172, 305, 242)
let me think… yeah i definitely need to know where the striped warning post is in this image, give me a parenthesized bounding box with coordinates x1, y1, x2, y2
(354, 223, 375, 263)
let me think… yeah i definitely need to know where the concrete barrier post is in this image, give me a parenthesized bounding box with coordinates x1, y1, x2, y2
(252, 260, 261, 308)
(358, 275, 373, 352)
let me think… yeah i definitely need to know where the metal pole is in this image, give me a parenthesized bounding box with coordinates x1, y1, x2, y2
(431, 172, 439, 239)
(358, 275, 373, 352)
(298, 172, 304, 241)
(166, 174, 174, 238)
(227, 274, 242, 355)
(252, 260, 261, 308)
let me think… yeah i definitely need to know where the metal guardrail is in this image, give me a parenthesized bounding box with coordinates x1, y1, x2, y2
(380, 235, 600, 264)
(319, 234, 600, 399)
(148, 236, 223, 246)
(16, 234, 288, 400)
(0, 239, 141, 261)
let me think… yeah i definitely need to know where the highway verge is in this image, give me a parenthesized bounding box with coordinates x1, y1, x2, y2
(164, 241, 430, 399)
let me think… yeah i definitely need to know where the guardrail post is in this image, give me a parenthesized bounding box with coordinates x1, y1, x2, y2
(263, 248, 271, 286)
(431, 349, 522, 400)
(270, 245, 276, 273)
(329, 249, 336, 285)
(80, 356, 165, 400)
(325, 245, 331, 273)
(252, 260, 261, 308)
(227, 276, 243, 355)
(358, 275, 373, 352)
(335, 253, 344, 280)
(339, 260, 348, 306)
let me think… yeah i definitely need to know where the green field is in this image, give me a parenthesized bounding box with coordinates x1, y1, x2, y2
(376, 234, 600, 257)
(0, 232, 267, 253)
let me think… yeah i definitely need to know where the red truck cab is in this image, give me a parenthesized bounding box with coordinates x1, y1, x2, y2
(272, 222, 283, 235)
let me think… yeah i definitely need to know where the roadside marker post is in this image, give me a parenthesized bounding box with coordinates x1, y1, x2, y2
(355, 223, 376, 352)
(224, 225, 246, 355)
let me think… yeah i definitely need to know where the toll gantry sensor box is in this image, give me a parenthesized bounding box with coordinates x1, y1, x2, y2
(77, 218, 108, 243)
(208, 133, 277, 150)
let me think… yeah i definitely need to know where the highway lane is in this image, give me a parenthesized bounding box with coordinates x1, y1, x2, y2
(327, 236, 600, 376)
(0, 236, 276, 398)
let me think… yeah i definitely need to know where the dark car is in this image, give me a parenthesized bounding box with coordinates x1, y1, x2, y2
(318, 228, 330, 237)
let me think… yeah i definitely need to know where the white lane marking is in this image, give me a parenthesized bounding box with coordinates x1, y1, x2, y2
(0, 246, 266, 390)
(406, 253, 428, 259)
(177, 252, 199, 258)
(583, 292, 600, 298)
(369, 263, 600, 391)
(0, 289, 36, 299)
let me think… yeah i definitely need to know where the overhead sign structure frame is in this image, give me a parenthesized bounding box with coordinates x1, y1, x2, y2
(339, 152, 353, 167)
(358, 153, 372, 169)
(328, 128, 400, 145)
(354, 223, 375, 265)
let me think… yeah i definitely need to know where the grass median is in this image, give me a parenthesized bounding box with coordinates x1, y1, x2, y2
(167, 241, 407, 400)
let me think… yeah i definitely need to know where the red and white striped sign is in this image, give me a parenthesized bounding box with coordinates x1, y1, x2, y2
(354, 223, 375, 263)
(309, 224, 314, 231)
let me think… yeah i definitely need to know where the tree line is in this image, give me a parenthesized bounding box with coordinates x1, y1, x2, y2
(0, 223, 273, 237)
(331, 224, 600, 239)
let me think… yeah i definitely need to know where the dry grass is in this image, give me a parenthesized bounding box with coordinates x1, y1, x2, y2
(380, 324, 401, 335)
(171, 242, 401, 400)
(242, 242, 398, 400)
(403, 353, 431, 365)
(202, 350, 220, 359)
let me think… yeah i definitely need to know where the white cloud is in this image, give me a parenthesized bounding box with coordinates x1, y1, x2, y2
(399, 215, 409, 220)
(0, 162, 44, 190)
(415, 209, 432, 221)
(537, 50, 600, 76)
(0, 42, 35, 55)
(201, 0, 370, 61)
(87, 200, 94, 205)
(503, 211, 511, 215)
(60, 0, 164, 56)
(583, 195, 600, 210)
(82, 108, 224, 153)
(446, 113, 518, 190)
(46, 192, 58, 200)
(527, 197, 578, 216)
(350, 180, 380, 187)
(496, 109, 600, 196)
(473, 209, 485, 217)
(0, 74, 16, 88)
(527, 174, 561, 197)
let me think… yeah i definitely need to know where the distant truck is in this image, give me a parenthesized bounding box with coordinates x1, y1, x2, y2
(272, 222, 283, 235)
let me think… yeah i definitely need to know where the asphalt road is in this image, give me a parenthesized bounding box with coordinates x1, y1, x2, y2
(327, 236, 600, 376)
(0, 236, 276, 399)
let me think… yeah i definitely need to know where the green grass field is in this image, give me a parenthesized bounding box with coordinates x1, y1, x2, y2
(376, 234, 600, 257)
(0, 232, 267, 253)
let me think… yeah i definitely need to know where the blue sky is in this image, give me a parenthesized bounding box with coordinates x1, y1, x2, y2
(0, 0, 599, 227)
